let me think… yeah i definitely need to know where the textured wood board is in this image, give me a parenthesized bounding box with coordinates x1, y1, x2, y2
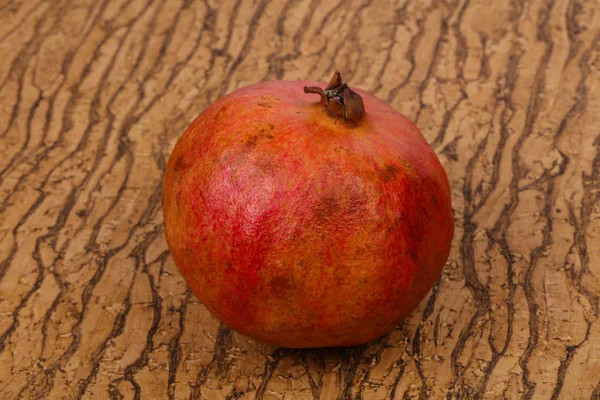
(1, 0, 599, 399)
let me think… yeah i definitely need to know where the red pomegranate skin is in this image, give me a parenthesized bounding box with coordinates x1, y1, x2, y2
(162, 79, 453, 348)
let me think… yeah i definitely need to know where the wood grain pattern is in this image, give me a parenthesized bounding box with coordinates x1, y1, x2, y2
(0, 0, 599, 398)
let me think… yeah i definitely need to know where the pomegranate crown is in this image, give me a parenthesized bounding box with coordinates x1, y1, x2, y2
(303, 71, 365, 123)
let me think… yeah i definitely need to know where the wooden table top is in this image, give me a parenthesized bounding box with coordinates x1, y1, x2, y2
(1, 0, 599, 399)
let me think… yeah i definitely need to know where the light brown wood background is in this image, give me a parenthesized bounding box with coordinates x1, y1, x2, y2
(1, 0, 599, 398)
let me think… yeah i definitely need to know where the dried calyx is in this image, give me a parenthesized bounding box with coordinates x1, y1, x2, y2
(304, 71, 365, 123)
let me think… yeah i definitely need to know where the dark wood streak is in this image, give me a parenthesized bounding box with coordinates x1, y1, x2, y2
(516, 3, 556, 399)
(593, 384, 600, 400)
(167, 289, 192, 400)
(0, 0, 47, 44)
(324, 0, 373, 80)
(216, 0, 269, 98)
(15, 4, 118, 394)
(546, 30, 600, 400)
(446, 0, 527, 395)
(107, 229, 166, 400)
(9, 1, 161, 397)
(371, 5, 408, 95)
(336, 345, 367, 400)
(0, 1, 62, 184)
(412, 279, 441, 399)
(188, 324, 235, 400)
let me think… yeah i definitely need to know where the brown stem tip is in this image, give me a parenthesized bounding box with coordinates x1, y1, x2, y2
(303, 71, 365, 123)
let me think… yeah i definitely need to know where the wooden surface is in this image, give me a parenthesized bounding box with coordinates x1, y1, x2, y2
(1, 0, 599, 399)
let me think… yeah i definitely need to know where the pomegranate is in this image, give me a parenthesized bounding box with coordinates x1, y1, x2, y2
(162, 72, 453, 348)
